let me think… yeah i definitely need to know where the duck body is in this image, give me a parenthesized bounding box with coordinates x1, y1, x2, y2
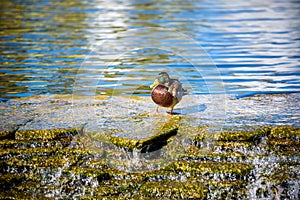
(150, 72, 184, 115)
(151, 84, 175, 107)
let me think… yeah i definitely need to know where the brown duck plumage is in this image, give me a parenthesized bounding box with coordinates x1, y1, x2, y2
(150, 72, 184, 115)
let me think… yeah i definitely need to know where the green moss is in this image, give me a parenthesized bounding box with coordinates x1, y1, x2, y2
(1, 146, 61, 161)
(15, 128, 80, 141)
(108, 136, 140, 150)
(68, 166, 110, 181)
(181, 125, 208, 142)
(164, 161, 253, 176)
(267, 126, 300, 151)
(13, 181, 44, 195)
(2, 147, 93, 176)
(0, 129, 15, 140)
(93, 179, 143, 197)
(0, 139, 21, 149)
(0, 174, 25, 191)
(1, 125, 299, 199)
(93, 185, 122, 197)
(218, 127, 270, 141)
(269, 126, 300, 139)
(0, 190, 37, 200)
(107, 118, 179, 151)
(215, 141, 252, 149)
(262, 161, 300, 186)
(267, 139, 300, 151)
(139, 179, 208, 199)
(192, 126, 270, 145)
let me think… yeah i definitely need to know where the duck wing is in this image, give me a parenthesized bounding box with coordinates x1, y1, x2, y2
(168, 79, 183, 101)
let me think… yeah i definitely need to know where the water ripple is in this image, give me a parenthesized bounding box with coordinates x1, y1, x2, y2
(0, 0, 299, 99)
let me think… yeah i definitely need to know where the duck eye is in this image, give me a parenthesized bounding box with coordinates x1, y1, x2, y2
(159, 77, 165, 83)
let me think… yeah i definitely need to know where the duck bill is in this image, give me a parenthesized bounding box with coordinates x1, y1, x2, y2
(150, 79, 159, 89)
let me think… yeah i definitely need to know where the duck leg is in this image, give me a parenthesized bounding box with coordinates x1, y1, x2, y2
(169, 106, 174, 115)
(154, 106, 159, 115)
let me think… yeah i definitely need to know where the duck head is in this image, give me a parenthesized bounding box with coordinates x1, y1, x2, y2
(150, 72, 170, 89)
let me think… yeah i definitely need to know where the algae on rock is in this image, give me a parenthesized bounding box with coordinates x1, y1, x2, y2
(1, 125, 300, 199)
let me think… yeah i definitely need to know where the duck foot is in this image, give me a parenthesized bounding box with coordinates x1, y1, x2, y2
(152, 106, 159, 116)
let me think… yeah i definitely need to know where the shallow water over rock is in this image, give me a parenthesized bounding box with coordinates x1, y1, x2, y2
(0, 94, 299, 198)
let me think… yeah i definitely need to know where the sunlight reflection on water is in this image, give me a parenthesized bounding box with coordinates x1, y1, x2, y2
(0, 0, 299, 99)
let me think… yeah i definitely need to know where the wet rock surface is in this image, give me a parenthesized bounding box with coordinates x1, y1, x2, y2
(0, 93, 299, 199)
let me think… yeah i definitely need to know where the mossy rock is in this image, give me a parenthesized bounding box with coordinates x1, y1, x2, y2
(0, 190, 37, 200)
(108, 127, 178, 152)
(217, 127, 270, 141)
(269, 126, 300, 139)
(93, 179, 142, 197)
(68, 166, 111, 182)
(106, 118, 180, 152)
(15, 128, 80, 141)
(192, 126, 270, 145)
(267, 126, 300, 150)
(0, 129, 15, 140)
(139, 179, 208, 199)
(252, 162, 300, 199)
(164, 161, 253, 177)
(1, 124, 299, 199)
(178, 144, 246, 162)
(0, 139, 24, 150)
(215, 140, 253, 150)
(0, 174, 25, 191)
(0, 136, 73, 151)
(1, 146, 62, 163)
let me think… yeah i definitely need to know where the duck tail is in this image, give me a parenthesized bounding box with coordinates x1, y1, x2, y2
(182, 88, 189, 96)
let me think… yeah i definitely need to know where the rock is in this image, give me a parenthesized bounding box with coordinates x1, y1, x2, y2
(0, 94, 299, 199)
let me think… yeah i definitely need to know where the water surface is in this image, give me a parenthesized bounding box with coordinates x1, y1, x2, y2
(0, 0, 300, 99)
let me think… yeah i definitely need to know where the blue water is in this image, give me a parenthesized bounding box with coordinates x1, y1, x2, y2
(0, 0, 300, 99)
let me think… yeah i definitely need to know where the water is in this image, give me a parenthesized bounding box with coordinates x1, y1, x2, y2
(1, 0, 300, 99)
(1, 1, 300, 198)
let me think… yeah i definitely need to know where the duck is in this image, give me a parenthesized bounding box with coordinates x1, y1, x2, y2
(150, 72, 185, 115)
